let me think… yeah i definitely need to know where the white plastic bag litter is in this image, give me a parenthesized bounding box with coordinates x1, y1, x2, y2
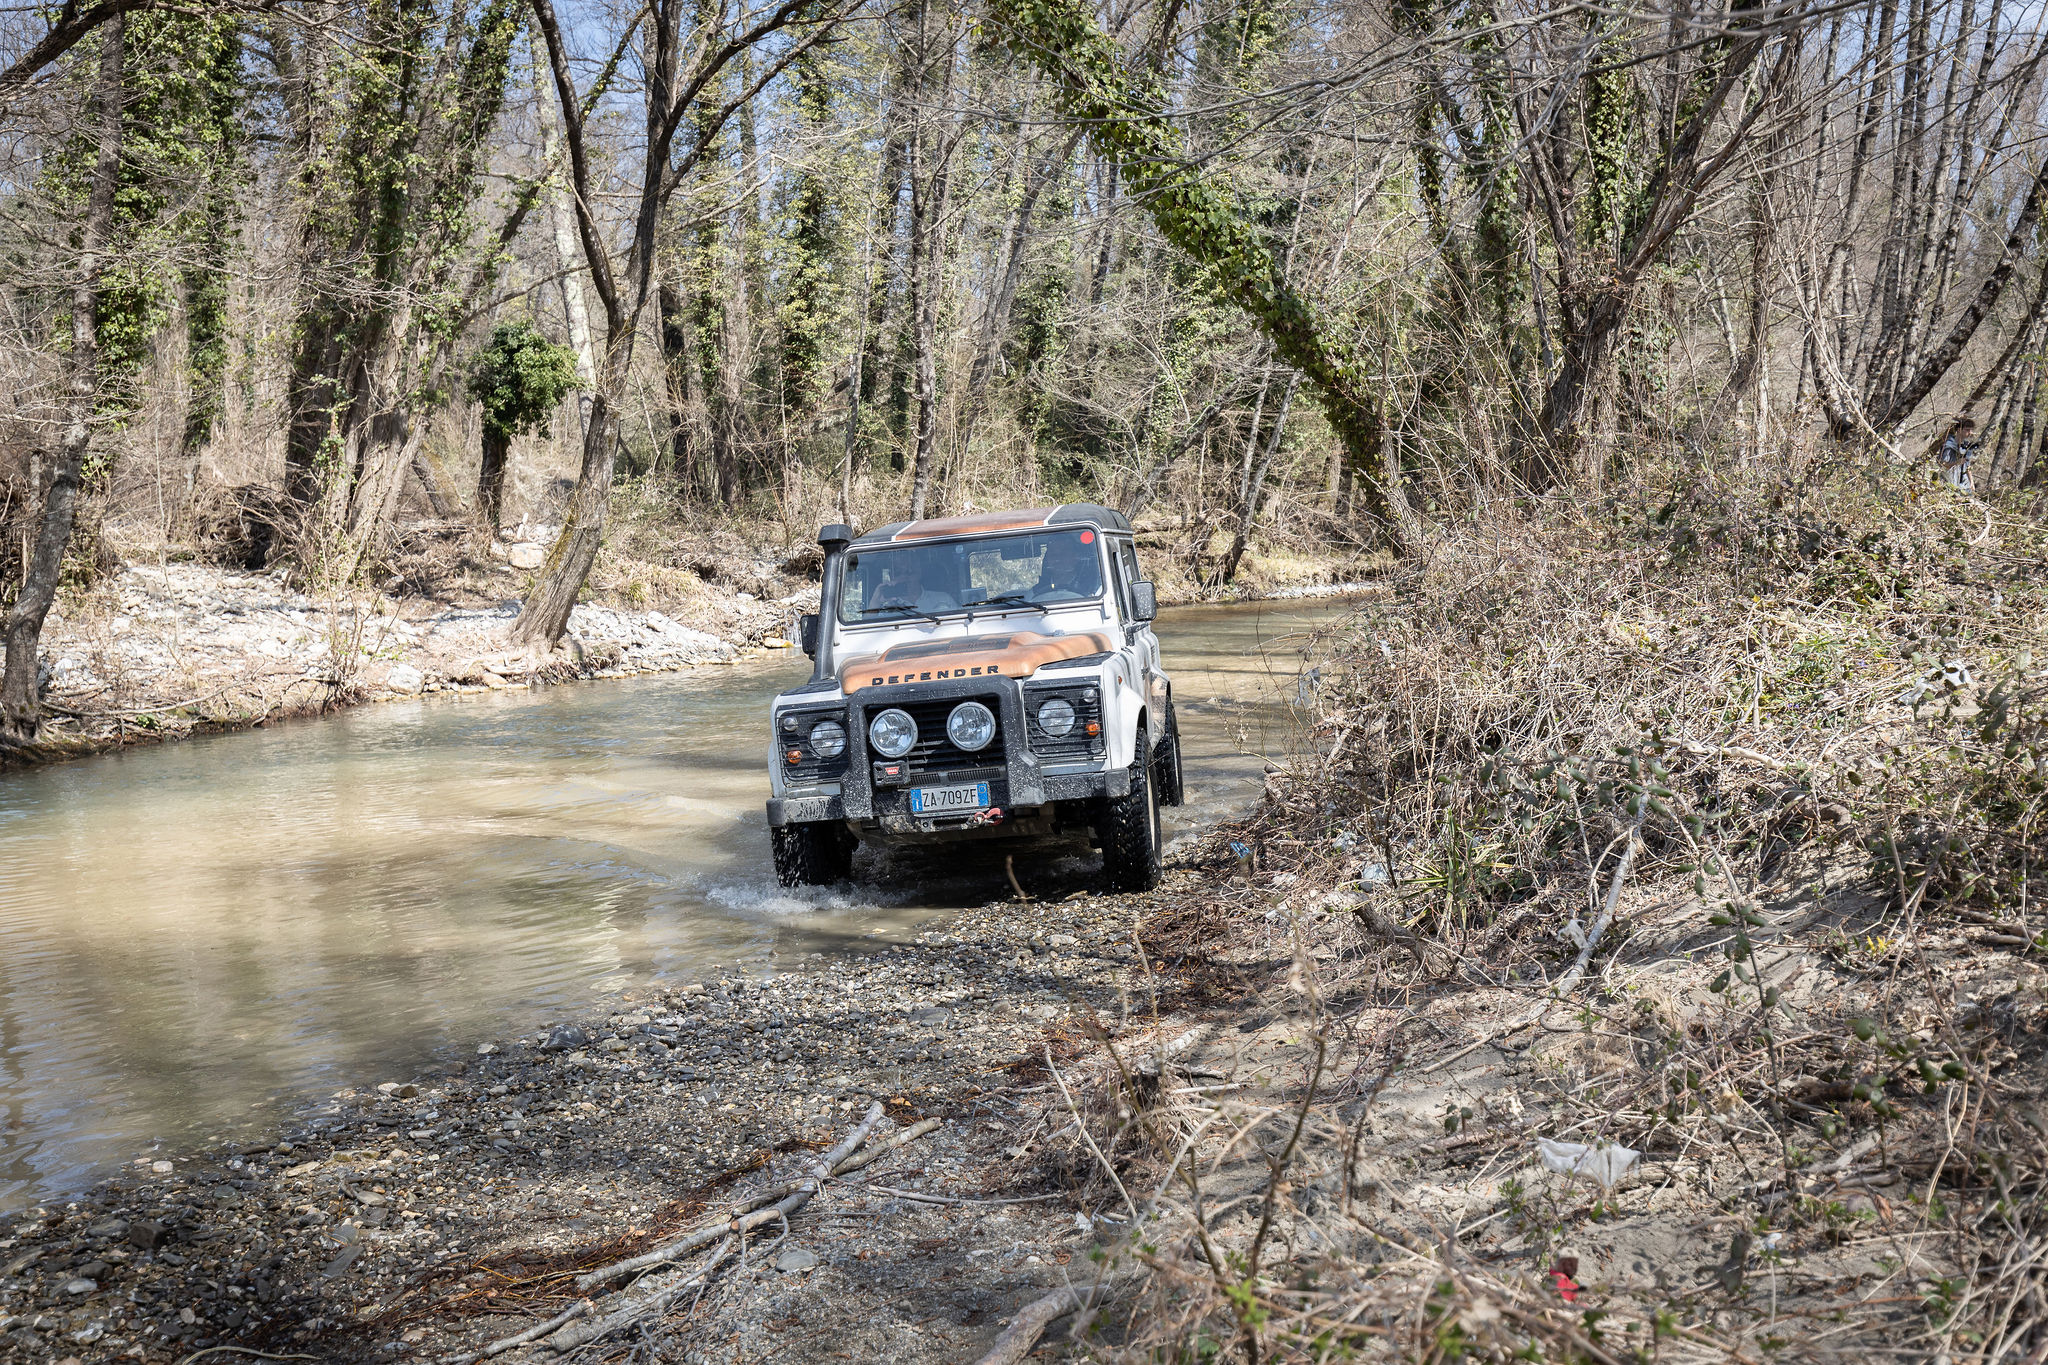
(1537, 1137, 1641, 1190)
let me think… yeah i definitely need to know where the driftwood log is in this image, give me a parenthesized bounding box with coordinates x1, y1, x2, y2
(434, 1102, 947, 1361)
(974, 1284, 1096, 1365)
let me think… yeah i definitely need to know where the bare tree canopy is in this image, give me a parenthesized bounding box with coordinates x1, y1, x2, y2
(2, 0, 2046, 729)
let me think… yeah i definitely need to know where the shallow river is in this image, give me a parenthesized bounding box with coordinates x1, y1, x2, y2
(0, 597, 1357, 1212)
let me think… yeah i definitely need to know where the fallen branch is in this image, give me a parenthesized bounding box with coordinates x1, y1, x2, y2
(435, 1299, 591, 1364)
(830, 1116, 943, 1176)
(573, 1102, 888, 1293)
(546, 1237, 735, 1352)
(974, 1284, 1095, 1365)
(851, 1185, 1064, 1206)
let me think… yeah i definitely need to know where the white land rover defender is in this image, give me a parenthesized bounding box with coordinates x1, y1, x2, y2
(764, 504, 1183, 892)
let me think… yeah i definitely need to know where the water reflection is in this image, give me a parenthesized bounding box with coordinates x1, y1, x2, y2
(0, 596, 1357, 1210)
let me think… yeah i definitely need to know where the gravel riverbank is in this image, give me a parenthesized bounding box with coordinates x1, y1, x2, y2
(11, 556, 792, 765)
(0, 855, 1202, 1365)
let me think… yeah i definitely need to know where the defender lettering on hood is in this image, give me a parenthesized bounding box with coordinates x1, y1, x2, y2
(838, 630, 1116, 691)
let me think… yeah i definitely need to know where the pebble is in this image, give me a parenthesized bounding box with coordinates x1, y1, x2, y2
(544, 1023, 592, 1052)
(150, 1160, 173, 1174)
(59, 1278, 96, 1296)
(775, 1248, 819, 1273)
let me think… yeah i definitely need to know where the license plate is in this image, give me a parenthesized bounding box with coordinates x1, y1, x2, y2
(911, 782, 990, 815)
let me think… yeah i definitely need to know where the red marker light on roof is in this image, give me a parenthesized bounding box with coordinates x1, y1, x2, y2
(1079, 530, 1094, 543)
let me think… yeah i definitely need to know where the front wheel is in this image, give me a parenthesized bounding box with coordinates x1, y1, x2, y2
(1099, 722, 1163, 892)
(772, 821, 855, 887)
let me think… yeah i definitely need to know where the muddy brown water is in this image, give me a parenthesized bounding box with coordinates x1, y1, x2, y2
(0, 597, 1359, 1212)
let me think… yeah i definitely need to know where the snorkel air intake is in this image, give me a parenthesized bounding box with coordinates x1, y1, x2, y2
(810, 523, 854, 685)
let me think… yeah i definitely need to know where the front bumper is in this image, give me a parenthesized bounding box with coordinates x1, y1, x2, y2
(766, 675, 1125, 830)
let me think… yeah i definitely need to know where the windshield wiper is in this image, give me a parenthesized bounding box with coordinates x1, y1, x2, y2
(974, 593, 1042, 611)
(857, 602, 944, 624)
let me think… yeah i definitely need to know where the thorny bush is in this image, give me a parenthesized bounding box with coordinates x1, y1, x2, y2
(1049, 464, 2048, 1363)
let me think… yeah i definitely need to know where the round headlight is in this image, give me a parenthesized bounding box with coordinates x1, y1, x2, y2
(946, 701, 996, 751)
(1037, 698, 1076, 737)
(868, 708, 917, 758)
(809, 719, 846, 758)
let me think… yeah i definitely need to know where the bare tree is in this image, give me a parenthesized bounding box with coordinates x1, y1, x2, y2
(514, 0, 857, 648)
(1, 10, 125, 742)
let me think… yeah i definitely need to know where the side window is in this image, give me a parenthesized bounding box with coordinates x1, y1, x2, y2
(1117, 541, 1143, 615)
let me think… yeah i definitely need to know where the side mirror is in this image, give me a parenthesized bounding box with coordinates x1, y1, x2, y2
(798, 612, 820, 657)
(1131, 580, 1158, 623)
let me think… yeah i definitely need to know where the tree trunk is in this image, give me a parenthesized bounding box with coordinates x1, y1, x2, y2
(905, 7, 958, 521)
(512, 386, 621, 646)
(1537, 293, 1627, 486)
(534, 57, 596, 439)
(1221, 372, 1297, 585)
(1, 12, 124, 743)
(1863, 157, 2048, 434)
(657, 278, 699, 493)
(412, 449, 457, 518)
(478, 428, 511, 530)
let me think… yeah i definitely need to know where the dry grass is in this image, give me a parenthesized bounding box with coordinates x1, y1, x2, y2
(1040, 462, 2048, 1362)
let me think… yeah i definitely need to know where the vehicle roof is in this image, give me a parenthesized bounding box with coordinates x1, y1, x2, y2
(851, 503, 1131, 546)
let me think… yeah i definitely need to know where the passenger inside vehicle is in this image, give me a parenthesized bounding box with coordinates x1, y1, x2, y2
(1031, 533, 1103, 602)
(865, 554, 958, 614)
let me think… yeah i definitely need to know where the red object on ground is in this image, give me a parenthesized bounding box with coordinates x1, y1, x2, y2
(1548, 1259, 1581, 1302)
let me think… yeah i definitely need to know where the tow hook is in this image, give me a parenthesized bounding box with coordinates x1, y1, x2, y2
(967, 806, 1005, 828)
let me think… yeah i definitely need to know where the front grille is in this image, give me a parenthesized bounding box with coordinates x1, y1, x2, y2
(1024, 686, 1102, 763)
(878, 695, 1007, 774)
(779, 709, 850, 786)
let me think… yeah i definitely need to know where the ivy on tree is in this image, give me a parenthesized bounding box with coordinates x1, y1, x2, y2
(467, 323, 580, 531)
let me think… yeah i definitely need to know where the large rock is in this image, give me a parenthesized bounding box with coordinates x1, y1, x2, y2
(386, 664, 424, 694)
(507, 543, 546, 570)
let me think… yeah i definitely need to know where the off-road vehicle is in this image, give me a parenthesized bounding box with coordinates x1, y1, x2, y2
(764, 504, 1182, 891)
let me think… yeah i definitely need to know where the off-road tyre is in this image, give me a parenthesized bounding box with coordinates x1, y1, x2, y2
(1156, 700, 1186, 807)
(772, 821, 855, 887)
(1099, 722, 1163, 892)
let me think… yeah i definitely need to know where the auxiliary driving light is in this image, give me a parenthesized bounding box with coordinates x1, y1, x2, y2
(868, 708, 917, 758)
(946, 701, 996, 751)
(809, 719, 846, 758)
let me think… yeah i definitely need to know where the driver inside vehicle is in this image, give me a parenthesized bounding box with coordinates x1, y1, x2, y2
(1032, 535, 1103, 602)
(867, 554, 957, 614)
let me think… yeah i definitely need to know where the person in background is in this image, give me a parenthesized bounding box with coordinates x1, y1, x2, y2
(1937, 417, 1979, 493)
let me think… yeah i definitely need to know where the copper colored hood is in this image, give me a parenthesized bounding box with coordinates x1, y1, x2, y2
(838, 630, 1112, 692)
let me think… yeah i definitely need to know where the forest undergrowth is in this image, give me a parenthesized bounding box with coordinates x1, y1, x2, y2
(1044, 460, 2048, 1362)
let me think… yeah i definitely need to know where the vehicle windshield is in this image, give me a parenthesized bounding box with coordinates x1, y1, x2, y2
(838, 529, 1106, 624)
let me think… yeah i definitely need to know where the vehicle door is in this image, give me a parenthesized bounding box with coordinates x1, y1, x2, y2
(1112, 536, 1168, 719)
